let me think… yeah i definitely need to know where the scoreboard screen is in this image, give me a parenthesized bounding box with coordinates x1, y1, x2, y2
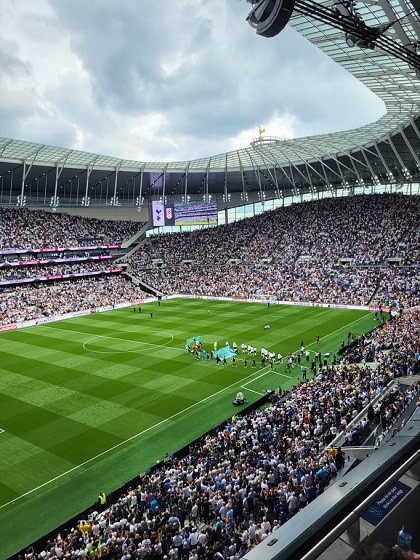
(152, 199, 218, 227)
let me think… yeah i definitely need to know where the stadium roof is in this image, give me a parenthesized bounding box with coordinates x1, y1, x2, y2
(1, 0, 419, 207)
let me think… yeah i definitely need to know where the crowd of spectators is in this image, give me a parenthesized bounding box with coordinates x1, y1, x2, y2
(0, 249, 115, 264)
(0, 261, 120, 282)
(0, 208, 147, 324)
(0, 194, 415, 559)
(0, 276, 148, 325)
(132, 264, 418, 308)
(343, 308, 420, 377)
(0, 208, 142, 250)
(127, 194, 420, 308)
(0, 194, 418, 321)
(21, 304, 419, 559)
(132, 194, 420, 268)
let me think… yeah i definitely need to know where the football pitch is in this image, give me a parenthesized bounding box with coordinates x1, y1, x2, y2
(0, 298, 375, 558)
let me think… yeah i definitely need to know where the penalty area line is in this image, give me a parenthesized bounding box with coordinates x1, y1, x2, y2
(241, 386, 265, 396)
(240, 367, 294, 393)
(272, 371, 294, 379)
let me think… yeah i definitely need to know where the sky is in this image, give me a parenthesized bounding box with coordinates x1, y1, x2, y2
(0, 0, 385, 163)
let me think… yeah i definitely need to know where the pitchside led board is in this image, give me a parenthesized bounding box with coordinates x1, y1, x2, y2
(152, 199, 218, 227)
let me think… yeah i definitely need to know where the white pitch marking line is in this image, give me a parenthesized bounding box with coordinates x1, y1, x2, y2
(271, 371, 294, 378)
(242, 387, 264, 396)
(4, 311, 373, 508)
(82, 333, 174, 355)
(39, 325, 177, 353)
(0, 365, 266, 511)
(303, 311, 376, 349)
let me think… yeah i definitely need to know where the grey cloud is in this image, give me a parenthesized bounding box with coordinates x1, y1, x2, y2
(0, 38, 32, 78)
(2, 0, 385, 160)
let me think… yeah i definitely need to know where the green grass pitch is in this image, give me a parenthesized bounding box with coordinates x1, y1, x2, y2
(0, 298, 375, 558)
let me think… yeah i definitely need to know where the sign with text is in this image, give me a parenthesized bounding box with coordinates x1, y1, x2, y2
(361, 481, 411, 526)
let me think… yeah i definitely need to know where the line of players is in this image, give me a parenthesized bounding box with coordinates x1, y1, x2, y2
(192, 340, 329, 376)
(229, 342, 329, 375)
(221, 342, 311, 371)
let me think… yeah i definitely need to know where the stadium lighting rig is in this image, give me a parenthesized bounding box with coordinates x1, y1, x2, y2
(50, 195, 59, 211)
(16, 195, 26, 207)
(136, 195, 145, 211)
(242, 0, 420, 78)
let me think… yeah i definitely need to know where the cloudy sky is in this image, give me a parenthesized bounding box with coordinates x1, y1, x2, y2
(0, 0, 385, 163)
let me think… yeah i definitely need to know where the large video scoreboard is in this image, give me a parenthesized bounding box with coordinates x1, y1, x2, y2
(152, 199, 218, 227)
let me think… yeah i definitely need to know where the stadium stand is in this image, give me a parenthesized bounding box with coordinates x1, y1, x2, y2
(0, 208, 143, 249)
(127, 194, 419, 308)
(0, 210, 149, 326)
(2, 199, 418, 560)
(1, 194, 419, 327)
